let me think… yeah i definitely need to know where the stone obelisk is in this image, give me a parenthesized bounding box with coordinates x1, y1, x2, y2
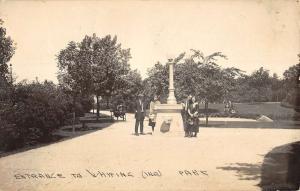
(167, 59, 177, 104)
(154, 59, 184, 135)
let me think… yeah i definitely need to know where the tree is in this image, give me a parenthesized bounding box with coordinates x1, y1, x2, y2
(0, 18, 16, 149)
(245, 67, 272, 102)
(144, 50, 241, 126)
(270, 73, 285, 102)
(282, 54, 300, 106)
(57, 34, 132, 118)
(183, 50, 242, 126)
(91, 34, 131, 112)
(0, 19, 15, 81)
(230, 74, 253, 102)
(143, 62, 169, 103)
(111, 69, 143, 112)
(0, 18, 15, 104)
(283, 61, 300, 92)
(57, 40, 92, 128)
(145, 50, 241, 103)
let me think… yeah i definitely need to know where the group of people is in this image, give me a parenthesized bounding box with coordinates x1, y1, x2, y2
(224, 100, 236, 114)
(133, 93, 200, 137)
(182, 95, 200, 137)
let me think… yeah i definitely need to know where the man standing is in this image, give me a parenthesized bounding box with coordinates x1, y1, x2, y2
(134, 94, 145, 136)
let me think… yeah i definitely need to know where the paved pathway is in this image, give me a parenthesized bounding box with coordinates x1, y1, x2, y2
(0, 114, 299, 191)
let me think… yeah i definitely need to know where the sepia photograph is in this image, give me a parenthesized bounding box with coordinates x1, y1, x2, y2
(0, 0, 299, 190)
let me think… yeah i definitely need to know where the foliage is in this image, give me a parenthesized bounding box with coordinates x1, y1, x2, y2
(143, 50, 300, 106)
(0, 81, 76, 151)
(144, 50, 242, 104)
(57, 40, 93, 102)
(282, 55, 300, 107)
(57, 34, 134, 115)
(0, 19, 15, 105)
(143, 62, 169, 103)
(184, 50, 242, 102)
(110, 69, 143, 112)
(270, 73, 286, 102)
(230, 68, 287, 103)
(0, 19, 15, 81)
(283, 62, 300, 90)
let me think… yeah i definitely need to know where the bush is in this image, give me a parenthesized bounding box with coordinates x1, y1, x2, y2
(0, 81, 73, 151)
(75, 95, 94, 116)
(0, 120, 21, 151)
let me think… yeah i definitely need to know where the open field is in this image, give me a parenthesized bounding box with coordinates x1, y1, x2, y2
(199, 102, 298, 120)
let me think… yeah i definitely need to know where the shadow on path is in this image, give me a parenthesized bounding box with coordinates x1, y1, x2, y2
(217, 142, 300, 190)
(216, 162, 261, 181)
(259, 141, 300, 191)
(0, 121, 115, 158)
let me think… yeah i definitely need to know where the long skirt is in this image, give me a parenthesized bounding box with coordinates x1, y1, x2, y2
(186, 117, 194, 133)
(191, 118, 199, 133)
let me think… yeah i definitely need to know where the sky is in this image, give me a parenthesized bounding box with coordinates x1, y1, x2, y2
(0, 0, 299, 83)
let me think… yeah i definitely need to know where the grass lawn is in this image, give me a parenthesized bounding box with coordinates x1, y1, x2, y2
(199, 102, 298, 121)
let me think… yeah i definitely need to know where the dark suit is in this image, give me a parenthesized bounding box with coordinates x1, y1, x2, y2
(135, 99, 145, 134)
(182, 99, 190, 132)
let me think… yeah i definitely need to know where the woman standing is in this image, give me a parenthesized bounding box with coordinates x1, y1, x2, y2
(149, 95, 160, 134)
(182, 95, 192, 137)
(187, 96, 200, 137)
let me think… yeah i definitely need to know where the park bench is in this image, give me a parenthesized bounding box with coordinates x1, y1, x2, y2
(79, 116, 114, 128)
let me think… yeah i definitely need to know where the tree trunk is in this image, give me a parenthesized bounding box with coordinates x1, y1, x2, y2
(205, 100, 209, 127)
(106, 96, 110, 108)
(72, 95, 76, 134)
(96, 95, 100, 120)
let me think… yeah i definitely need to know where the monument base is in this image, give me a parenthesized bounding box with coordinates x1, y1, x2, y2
(154, 104, 184, 135)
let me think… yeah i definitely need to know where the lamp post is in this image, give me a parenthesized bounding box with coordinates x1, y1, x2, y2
(167, 59, 177, 104)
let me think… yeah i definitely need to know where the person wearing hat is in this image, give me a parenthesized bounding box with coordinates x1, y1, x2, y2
(134, 93, 145, 135)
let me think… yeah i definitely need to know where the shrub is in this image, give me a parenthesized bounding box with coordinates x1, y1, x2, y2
(0, 81, 74, 151)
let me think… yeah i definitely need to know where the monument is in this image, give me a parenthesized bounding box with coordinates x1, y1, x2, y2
(154, 58, 184, 134)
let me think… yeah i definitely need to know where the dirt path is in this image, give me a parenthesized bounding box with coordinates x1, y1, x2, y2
(0, 114, 299, 191)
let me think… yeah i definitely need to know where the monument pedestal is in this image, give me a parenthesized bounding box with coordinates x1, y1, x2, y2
(154, 104, 184, 135)
(152, 57, 185, 136)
